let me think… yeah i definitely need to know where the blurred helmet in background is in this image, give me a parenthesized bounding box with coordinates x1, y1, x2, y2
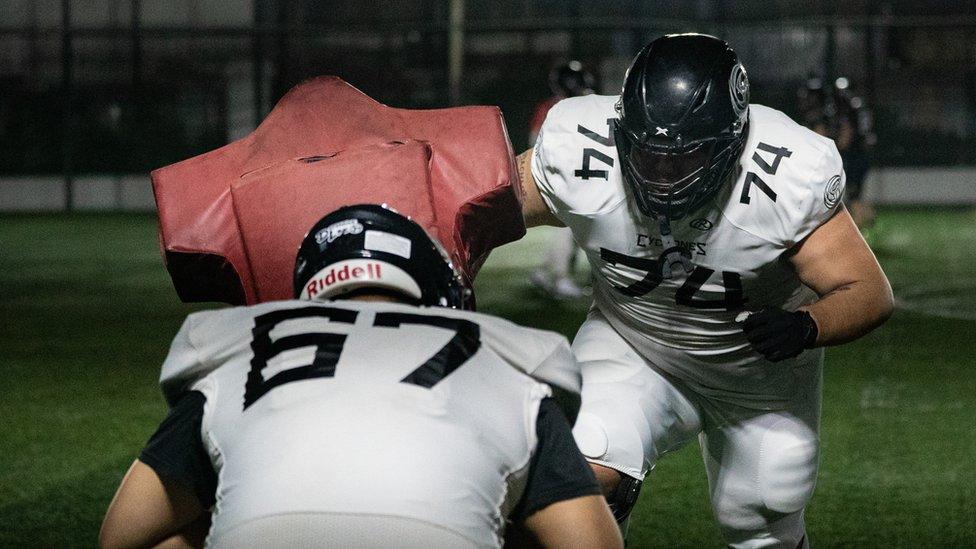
(614, 33, 750, 220)
(549, 60, 595, 97)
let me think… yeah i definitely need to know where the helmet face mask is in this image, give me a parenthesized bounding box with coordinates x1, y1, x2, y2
(625, 141, 713, 194)
(294, 204, 472, 309)
(615, 33, 750, 220)
(616, 118, 747, 220)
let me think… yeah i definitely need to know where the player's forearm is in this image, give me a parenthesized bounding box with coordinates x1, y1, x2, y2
(517, 149, 563, 228)
(524, 495, 623, 549)
(151, 514, 210, 549)
(787, 206, 893, 348)
(100, 461, 205, 549)
(801, 276, 893, 347)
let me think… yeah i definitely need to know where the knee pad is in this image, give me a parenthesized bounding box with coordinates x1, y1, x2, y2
(607, 474, 643, 524)
(758, 421, 819, 515)
(572, 412, 610, 460)
(722, 511, 808, 549)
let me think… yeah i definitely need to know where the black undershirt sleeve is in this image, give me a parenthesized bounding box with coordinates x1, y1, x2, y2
(510, 397, 602, 522)
(138, 390, 217, 508)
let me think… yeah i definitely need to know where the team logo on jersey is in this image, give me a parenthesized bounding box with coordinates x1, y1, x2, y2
(824, 175, 843, 209)
(689, 218, 713, 231)
(729, 63, 749, 117)
(636, 234, 707, 256)
(315, 219, 364, 244)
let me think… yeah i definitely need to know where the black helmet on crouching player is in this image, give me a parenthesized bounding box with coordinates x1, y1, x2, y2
(549, 60, 595, 97)
(294, 204, 472, 309)
(614, 33, 750, 221)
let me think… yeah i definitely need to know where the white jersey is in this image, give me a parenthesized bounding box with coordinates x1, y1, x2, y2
(158, 299, 579, 548)
(532, 95, 844, 406)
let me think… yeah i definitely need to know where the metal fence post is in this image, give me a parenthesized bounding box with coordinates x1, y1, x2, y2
(61, 0, 73, 212)
(253, 0, 266, 127)
(448, 0, 465, 106)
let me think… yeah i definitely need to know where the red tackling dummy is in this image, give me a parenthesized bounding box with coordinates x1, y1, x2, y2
(151, 76, 525, 305)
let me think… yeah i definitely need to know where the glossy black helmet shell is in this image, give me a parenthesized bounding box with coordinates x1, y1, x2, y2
(614, 33, 749, 220)
(294, 204, 471, 309)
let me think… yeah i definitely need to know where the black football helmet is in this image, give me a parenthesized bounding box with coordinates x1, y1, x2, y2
(549, 60, 595, 97)
(614, 33, 750, 220)
(294, 204, 471, 309)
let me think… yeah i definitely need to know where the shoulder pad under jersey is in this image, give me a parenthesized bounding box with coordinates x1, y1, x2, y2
(158, 304, 273, 406)
(720, 104, 846, 248)
(531, 95, 626, 222)
(440, 308, 580, 397)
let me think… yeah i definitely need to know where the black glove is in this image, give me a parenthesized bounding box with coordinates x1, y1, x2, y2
(742, 308, 819, 362)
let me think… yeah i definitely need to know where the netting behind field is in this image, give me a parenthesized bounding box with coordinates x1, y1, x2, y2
(2, 0, 976, 178)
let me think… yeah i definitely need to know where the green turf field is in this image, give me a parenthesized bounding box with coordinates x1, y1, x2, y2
(1, 209, 974, 547)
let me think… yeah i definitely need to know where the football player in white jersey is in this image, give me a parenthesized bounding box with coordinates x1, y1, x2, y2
(516, 34, 893, 547)
(100, 205, 622, 549)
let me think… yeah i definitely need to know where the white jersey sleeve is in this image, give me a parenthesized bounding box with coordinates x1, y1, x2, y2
(159, 307, 254, 406)
(784, 134, 846, 246)
(723, 105, 846, 249)
(476, 314, 580, 396)
(531, 95, 626, 226)
(159, 314, 205, 406)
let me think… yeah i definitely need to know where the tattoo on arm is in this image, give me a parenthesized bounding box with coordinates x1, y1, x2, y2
(516, 150, 561, 227)
(516, 152, 529, 191)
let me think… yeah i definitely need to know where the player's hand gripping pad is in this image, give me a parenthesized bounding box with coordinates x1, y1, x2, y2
(151, 76, 524, 305)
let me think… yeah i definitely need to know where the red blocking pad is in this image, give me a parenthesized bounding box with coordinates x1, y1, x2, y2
(152, 76, 524, 305)
(231, 141, 438, 302)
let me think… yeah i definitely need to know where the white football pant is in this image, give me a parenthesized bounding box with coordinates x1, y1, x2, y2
(572, 310, 821, 549)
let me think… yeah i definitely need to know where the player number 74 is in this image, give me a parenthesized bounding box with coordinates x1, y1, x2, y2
(600, 247, 746, 311)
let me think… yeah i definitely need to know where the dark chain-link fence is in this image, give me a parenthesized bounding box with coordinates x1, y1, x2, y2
(2, 0, 976, 181)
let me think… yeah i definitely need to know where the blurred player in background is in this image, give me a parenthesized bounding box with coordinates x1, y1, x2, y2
(798, 76, 877, 231)
(517, 34, 893, 547)
(529, 61, 595, 299)
(100, 204, 622, 549)
(528, 61, 596, 145)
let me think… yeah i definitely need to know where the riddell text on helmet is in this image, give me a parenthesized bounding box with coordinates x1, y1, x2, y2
(305, 263, 383, 298)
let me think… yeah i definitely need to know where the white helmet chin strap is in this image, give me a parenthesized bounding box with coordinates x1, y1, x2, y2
(657, 215, 695, 279)
(299, 259, 423, 302)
